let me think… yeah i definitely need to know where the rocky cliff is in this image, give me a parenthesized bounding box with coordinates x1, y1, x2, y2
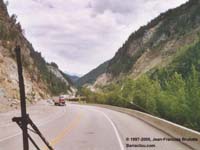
(0, 0, 74, 111)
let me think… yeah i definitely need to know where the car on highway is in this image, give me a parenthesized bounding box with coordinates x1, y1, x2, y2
(54, 96, 66, 106)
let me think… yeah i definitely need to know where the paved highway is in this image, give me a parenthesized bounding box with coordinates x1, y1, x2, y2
(0, 101, 191, 150)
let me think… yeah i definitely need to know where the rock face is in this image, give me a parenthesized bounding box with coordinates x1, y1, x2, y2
(0, 0, 75, 110)
(47, 65, 77, 95)
(47, 65, 69, 86)
(78, 0, 200, 87)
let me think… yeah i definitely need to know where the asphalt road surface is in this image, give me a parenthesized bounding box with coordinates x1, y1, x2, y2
(0, 101, 191, 150)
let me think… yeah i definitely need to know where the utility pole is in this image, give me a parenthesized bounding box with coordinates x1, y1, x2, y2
(15, 45, 29, 150)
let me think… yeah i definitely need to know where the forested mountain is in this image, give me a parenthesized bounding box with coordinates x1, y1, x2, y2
(80, 0, 200, 132)
(79, 0, 200, 87)
(0, 0, 74, 111)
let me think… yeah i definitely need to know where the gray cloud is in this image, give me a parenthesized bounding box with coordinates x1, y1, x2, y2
(7, 0, 188, 76)
(88, 0, 139, 14)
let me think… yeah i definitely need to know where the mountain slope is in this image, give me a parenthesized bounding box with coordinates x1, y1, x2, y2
(76, 60, 109, 87)
(81, 0, 200, 87)
(0, 0, 74, 111)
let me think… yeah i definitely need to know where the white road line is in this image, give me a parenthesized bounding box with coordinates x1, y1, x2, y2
(0, 122, 15, 128)
(0, 132, 21, 142)
(0, 107, 67, 142)
(0, 108, 64, 128)
(93, 109, 125, 150)
(37, 107, 66, 127)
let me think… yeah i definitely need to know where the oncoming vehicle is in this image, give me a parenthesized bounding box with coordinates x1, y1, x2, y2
(54, 96, 66, 106)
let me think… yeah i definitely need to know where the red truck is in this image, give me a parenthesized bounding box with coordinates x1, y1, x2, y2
(54, 96, 66, 106)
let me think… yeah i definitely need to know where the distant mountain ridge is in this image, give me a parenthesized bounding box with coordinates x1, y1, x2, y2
(67, 74, 79, 83)
(75, 61, 109, 87)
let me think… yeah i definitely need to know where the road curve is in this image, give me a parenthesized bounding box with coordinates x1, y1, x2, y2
(0, 102, 191, 150)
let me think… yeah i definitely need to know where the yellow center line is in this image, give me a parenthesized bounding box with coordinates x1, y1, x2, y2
(43, 112, 83, 150)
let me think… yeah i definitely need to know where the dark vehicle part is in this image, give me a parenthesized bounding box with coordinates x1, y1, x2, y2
(12, 46, 54, 150)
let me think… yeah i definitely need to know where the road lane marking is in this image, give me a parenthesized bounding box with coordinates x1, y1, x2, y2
(0, 99, 65, 128)
(92, 109, 125, 150)
(0, 106, 66, 128)
(0, 132, 21, 142)
(38, 107, 67, 127)
(0, 107, 66, 142)
(43, 112, 82, 150)
(100, 111, 125, 150)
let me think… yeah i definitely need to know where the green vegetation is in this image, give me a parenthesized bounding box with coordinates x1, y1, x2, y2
(0, 20, 18, 41)
(80, 41, 200, 132)
(50, 62, 59, 69)
(0, 8, 23, 41)
(29, 45, 70, 96)
(107, 49, 144, 76)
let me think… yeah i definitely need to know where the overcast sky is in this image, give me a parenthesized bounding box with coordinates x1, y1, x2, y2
(7, 0, 188, 76)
